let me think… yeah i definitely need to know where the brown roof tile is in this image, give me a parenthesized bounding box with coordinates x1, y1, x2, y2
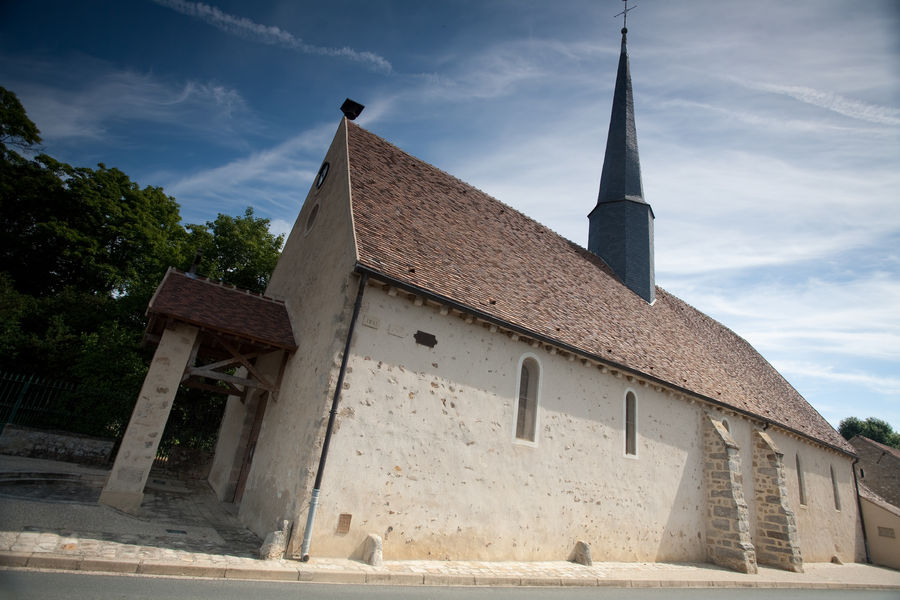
(853, 435, 900, 461)
(148, 269, 296, 350)
(346, 121, 852, 454)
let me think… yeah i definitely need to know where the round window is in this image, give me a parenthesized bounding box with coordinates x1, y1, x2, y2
(315, 161, 330, 189)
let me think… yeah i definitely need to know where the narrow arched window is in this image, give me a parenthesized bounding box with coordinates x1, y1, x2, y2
(515, 357, 539, 442)
(625, 391, 637, 456)
(830, 465, 841, 511)
(796, 454, 807, 506)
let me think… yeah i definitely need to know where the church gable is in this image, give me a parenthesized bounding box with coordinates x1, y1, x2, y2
(344, 121, 850, 455)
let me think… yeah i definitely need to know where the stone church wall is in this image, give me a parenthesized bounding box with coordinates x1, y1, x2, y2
(304, 284, 708, 562)
(764, 432, 864, 563)
(211, 121, 362, 542)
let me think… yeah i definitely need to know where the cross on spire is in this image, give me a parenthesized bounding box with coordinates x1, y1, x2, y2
(614, 0, 636, 31)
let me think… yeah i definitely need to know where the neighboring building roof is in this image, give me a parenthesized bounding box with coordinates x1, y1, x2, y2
(147, 268, 296, 351)
(858, 482, 900, 516)
(345, 121, 852, 454)
(851, 435, 900, 461)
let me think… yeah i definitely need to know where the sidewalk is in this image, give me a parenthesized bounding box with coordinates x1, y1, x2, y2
(1, 456, 898, 589)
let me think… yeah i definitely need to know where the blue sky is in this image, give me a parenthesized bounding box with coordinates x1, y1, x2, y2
(1, 0, 898, 432)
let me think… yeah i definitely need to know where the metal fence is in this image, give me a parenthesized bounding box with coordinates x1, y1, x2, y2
(0, 371, 77, 429)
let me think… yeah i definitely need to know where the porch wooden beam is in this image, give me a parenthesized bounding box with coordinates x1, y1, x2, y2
(181, 378, 243, 396)
(186, 367, 275, 391)
(217, 338, 275, 391)
(193, 351, 263, 374)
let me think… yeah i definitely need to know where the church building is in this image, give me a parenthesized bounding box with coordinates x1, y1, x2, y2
(103, 25, 866, 572)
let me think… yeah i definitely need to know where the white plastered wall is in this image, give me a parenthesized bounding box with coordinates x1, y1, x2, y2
(210, 120, 360, 541)
(770, 432, 865, 563)
(305, 285, 708, 561)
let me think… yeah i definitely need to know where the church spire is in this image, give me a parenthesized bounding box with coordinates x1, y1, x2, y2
(595, 26, 645, 206)
(588, 9, 656, 303)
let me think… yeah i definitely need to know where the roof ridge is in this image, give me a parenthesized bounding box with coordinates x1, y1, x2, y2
(167, 267, 288, 306)
(856, 435, 900, 458)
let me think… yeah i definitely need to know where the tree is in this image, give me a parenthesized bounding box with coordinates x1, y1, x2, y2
(186, 207, 283, 293)
(0, 87, 284, 452)
(0, 86, 41, 156)
(839, 416, 900, 449)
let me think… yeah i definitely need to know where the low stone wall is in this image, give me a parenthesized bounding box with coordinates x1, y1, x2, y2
(0, 424, 114, 465)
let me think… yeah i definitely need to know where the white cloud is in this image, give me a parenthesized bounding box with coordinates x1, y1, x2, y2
(267, 218, 293, 241)
(774, 361, 900, 397)
(162, 121, 336, 221)
(13, 68, 250, 143)
(152, 0, 391, 73)
(744, 81, 900, 126)
(668, 273, 900, 363)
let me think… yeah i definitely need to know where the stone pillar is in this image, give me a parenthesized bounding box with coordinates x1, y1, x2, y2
(99, 322, 199, 513)
(752, 429, 803, 572)
(702, 413, 757, 573)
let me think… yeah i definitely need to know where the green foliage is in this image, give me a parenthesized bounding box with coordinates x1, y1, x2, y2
(0, 87, 284, 452)
(839, 416, 900, 449)
(187, 207, 283, 293)
(0, 86, 41, 156)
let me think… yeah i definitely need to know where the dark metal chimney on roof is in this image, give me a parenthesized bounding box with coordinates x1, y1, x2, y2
(588, 26, 655, 304)
(340, 98, 365, 120)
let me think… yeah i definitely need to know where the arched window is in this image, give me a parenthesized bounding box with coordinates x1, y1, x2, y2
(796, 454, 807, 507)
(515, 356, 540, 443)
(624, 391, 637, 456)
(721, 418, 730, 433)
(830, 465, 841, 511)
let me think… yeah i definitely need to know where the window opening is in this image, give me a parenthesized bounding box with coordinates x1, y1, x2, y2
(721, 418, 730, 433)
(625, 391, 637, 456)
(315, 161, 330, 189)
(304, 203, 319, 234)
(796, 454, 807, 506)
(830, 465, 841, 511)
(515, 357, 539, 442)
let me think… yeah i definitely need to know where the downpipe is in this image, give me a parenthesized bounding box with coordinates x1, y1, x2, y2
(851, 456, 871, 564)
(299, 272, 368, 561)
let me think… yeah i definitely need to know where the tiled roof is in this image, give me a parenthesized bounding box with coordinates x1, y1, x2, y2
(852, 436, 900, 461)
(346, 121, 852, 454)
(147, 268, 296, 350)
(858, 482, 900, 515)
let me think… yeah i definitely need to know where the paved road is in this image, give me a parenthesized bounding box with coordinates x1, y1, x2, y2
(2, 570, 898, 600)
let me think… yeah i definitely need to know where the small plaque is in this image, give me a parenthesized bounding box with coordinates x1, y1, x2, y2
(337, 513, 352, 534)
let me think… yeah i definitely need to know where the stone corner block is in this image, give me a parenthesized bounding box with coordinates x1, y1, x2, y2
(569, 540, 593, 566)
(363, 532, 383, 566)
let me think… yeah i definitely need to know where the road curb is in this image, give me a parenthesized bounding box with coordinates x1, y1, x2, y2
(1, 551, 899, 589)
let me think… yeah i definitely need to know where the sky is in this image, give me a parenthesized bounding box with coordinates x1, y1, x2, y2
(1, 0, 898, 432)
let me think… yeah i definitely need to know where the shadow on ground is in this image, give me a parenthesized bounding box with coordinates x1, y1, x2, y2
(0, 467, 261, 557)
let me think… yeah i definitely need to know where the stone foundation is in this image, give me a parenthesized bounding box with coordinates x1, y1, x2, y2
(703, 413, 757, 573)
(752, 429, 803, 572)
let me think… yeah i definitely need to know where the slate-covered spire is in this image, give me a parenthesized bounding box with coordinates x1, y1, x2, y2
(588, 26, 656, 304)
(596, 28, 645, 206)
